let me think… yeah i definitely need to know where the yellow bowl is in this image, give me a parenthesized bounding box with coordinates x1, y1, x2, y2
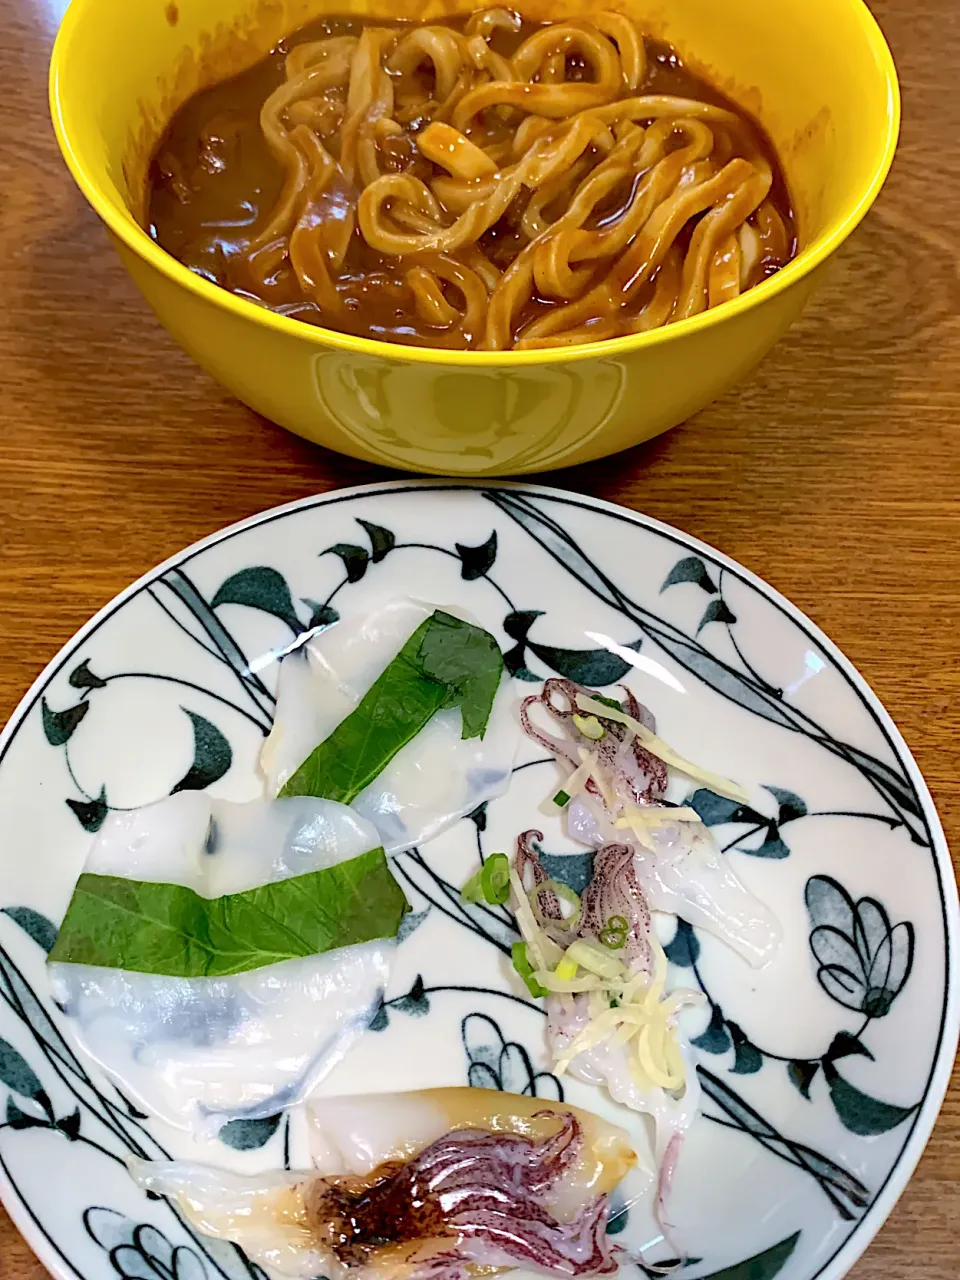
(50, 0, 899, 475)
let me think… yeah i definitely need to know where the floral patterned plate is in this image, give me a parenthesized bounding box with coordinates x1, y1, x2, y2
(0, 482, 956, 1280)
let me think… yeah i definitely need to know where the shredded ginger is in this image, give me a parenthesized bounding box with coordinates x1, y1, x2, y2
(616, 804, 703, 851)
(574, 693, 749, 803)
(538, 936, 702, 1095)
(543, 747, 622, 815)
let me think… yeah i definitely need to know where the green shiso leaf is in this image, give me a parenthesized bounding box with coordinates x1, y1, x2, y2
(48, 846, 408, 978)
(279, 610, 504, 803)
(416, 610, 503, 739)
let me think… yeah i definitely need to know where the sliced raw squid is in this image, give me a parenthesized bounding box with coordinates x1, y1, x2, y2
(131, 1087, 645, 1280)
(261, 598, 518, 854)
(566, 798, 780, 966)
(546, 994, 702, 1152)
(49, 793, 404, 1133)
(513, 675, 782, 1234)
(513, 836, 703, 1161)
(522, 678, 779, 965)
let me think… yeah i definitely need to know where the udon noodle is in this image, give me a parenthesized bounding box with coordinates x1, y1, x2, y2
(148, 11, 797, 351)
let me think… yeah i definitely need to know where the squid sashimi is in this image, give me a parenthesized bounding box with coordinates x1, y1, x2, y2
(522, 678, 780, 964)
(49, 793, 408, 1132)
(131, 1088, 644, 1280)
(565, 800, 779, 967)
(262, 598, 518, 854)
(512, 835, 703, 1164)
(509, 679, 781, 1227)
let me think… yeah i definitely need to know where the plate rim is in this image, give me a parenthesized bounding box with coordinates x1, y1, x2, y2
(0, 477, 956, 1280)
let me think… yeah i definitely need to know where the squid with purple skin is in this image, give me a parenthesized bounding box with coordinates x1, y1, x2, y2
(131, 1088, 646, 1280)
(518, 832, 653, 972)
(521, 679, 667, 809)
(520, 679, 780, 966)
(515, 831, 702, 1171)
(514, 679, 781, 1237)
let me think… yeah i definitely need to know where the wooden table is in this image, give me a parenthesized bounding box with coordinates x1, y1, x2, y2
(0, 0, 956, 1275)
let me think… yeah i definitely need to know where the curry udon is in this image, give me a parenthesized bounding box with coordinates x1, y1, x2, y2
(147, 10, 797, 351)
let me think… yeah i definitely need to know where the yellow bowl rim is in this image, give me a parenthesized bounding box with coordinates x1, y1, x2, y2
(49, 0, 901, 369)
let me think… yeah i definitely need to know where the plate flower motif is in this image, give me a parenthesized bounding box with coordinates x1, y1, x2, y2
(806, 876, 914, 1018)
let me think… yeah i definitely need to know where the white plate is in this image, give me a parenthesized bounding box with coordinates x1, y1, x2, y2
(0, 481, 956, 1280)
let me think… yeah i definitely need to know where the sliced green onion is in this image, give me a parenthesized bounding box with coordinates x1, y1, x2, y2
(573, 714, 605, 740)
(533, 879, 581, 930)
(599, 913, 629, 950)
(460, 852, 510, 905)
(512, 941, 548, 998)
(552, 789, 571, 808)
(460, 868, 485, 904)
(481, 853, 510, 904)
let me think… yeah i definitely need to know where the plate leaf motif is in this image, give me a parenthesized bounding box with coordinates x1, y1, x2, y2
(66, 784, 109, 833)
(694, 1231, 800, 1280)
(727, 1022, 764, 1076)
(692, 1003, 732, 1055)
(696, 599, 738, 636)
(664, 919, 700, 968)
(456, 531, 498, 580)
(170, 710, 233, 793)
(822, 1068, 917, 1137)
(218, 1113, 283, 1151)
(1, 907, 58, 954)
(41, 697, 88, 746)
(323, 542, 370, 583)
(527, 639, 644, 687)
(687, 787, 803, 859)
(391, 974, 430, 1018)
(788, 1060, 820, 1101)
(211, 566, 302, 634)
(502, 609, 645, 685)
(0, 1037, 51, 1117)
(660, 556, 718, 594)
(356, 519, 396, 563)
(69, 660, 107, 691)
(302, 600, 340, 631)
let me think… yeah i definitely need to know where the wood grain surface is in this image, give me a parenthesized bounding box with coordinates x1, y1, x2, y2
(0, 0, 957, 1275)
